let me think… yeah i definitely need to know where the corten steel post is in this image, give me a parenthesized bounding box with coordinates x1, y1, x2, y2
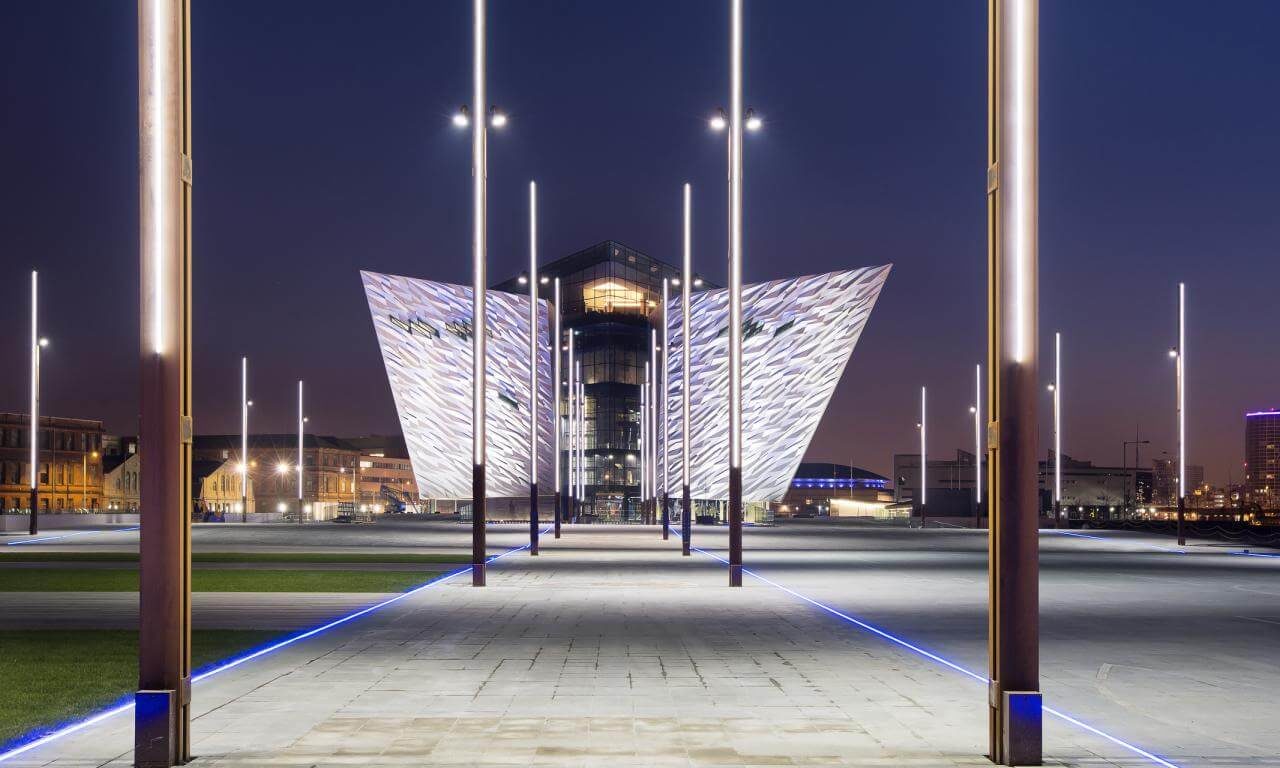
(1174, 282, 1186, 546)
(553, 278, 562, 537)
(661, 279, 671, 539)
(681, 184, 693, 555)
(136, 0, 193, 763)
(987, 0, 1042, 762)
(470, 0, 488, 586)
(240, 357, 248, 522)
(29, 272, 42, 535)
(528, 181, 539, 555)
(650, 329, 658, 524)
(726, 0, 745, 587)
(1050, 332, 1061, 528)
(577, 372, 585, 515)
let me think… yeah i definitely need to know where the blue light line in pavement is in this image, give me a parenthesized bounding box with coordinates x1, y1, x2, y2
(0, 530, 544, 764)
(6, 526, 140, 546)
(1230, 550, 1280, 559)
(1049, 529, 1186, 555)
(679, 537, 1183, 768)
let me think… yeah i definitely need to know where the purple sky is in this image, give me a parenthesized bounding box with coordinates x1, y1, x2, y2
(2, 1, 1278, 484)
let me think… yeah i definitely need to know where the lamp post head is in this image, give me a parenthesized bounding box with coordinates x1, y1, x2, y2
(488, 106, 508, 128)
(709, 107, 728, 131)
(276, 462, 290, 475)
(452, 105, 470, 128)
(1046, 383, 1055, 392)
(38, 338, 49, 348)
(517, 273, 528, 285)
(969, 406, 977, 414)
(539, 276, 549, 285)
(745, 107, 762, 132)
(1168, 348, 1179, 359)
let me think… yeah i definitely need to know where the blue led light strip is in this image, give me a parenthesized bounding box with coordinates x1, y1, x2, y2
(1049, 529, 1186, 555)
(1230, 550, 1280, 559)
(669, 527, 1183, 768)
(6, 526, 140, 546)
(0, 530, 544, 764)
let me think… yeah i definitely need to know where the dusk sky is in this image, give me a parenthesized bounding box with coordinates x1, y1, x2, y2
(2, 0, 1278, 484)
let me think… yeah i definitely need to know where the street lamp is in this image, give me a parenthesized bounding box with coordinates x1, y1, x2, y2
(29, 271, 46, 534)
(714, 0, 758, 587)
(641, 361, 648, 521)
(1048, 331, 1061, 528)
(973, 363, 982, 527)
(528, 180, 539, 555)
(83, 450, 99, 511)
(918, 386, 927, 528)
(553, 277, 562, 538)
(241, 357, 250, 523)
(568, 330, 576, 522)
(297, 380, 305, 521)
(681, 183, 693, 556)
(1173, 282, 1186, 546)
(454, 0, 508, 586)
(661, 278, 671, 540)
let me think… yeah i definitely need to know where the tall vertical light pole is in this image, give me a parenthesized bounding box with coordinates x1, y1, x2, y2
(726, 0, 745, 587)
(553, 278, 562, 538)
(661, 279, 671, 539)
(568, 331, 576, 522)
(650, 328, 659, 524)
(1047, 331, 1061, 528)
(972, 364, 982, 527)
(137, 0, 194, 760)
(987, 0, 1042, 762)
(641, 362, 649, 521)
(241, 357, 249, 523)
(1173, 282, 1186, 546)
(681, 184, 693, 555)
(297, 380, 305, 519)
(528, 181, 539, 555)
(577, 369, 585, 514)
(29, 272, 48, 535)
(470, 0, 489, 587)
(919, 386, 927, 525)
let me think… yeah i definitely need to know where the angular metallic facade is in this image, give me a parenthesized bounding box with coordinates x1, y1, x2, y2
(361, 271, 554, 499)
(362, 264, 888, 505)
(665, 266, 891, 502)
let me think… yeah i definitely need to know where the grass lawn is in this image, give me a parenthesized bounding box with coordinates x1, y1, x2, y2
(0, 629, 277, 748)
(0, 568, 443, 592)
(0, 551, 466, 564)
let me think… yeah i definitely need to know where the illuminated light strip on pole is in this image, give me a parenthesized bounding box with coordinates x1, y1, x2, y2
(470, 0, 488, 586)
(975, 364, 982, 507)
(641, 362, 648, 506)
(0, 532, 546, 764)
(147, 0, 169, 356)
(578, 371, 584, 503)
(681, 183, 692, 554)
(650, 328, 658, 518)
(920, 386, 927, 508)
(1177, 282, 1185, 504)
(553, 277, 561, 535)
(568, 331, 576, 512)
(725, 0, 745, 587)
(1008, 0, 1034, 364)
(297, 380, 304, 510)
(1055, 331, 1061, 506)
(29, 271, 38, 526)
(241, 356, 249, 518)
(528, 181, 539, 554)
(662, 278, 670, 537)
(672, 538, 1184, 768)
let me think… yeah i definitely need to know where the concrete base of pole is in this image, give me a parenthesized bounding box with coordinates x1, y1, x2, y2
(529, 481, 539, 555)
(729, 466, 742, 587)
(472, 464, 486, 587)
(553, 491, 561, 538)
(997, 690, 1042, 766)
(134, 689, 177, 768)
(681, 485, 691, 556)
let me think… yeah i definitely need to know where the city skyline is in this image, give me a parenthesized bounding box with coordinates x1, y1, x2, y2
(2, 1, 1279, 484)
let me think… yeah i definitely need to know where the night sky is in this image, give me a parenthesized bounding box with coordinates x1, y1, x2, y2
(2, 1, 1278, 485)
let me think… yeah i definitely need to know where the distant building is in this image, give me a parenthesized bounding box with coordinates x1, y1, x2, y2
(192, 434, 362, 520)
(0, 413, 105, 514)
(774, 462, 891, 518)
(893, 450, 985, 519)
(103, 452, 140, 512)
(194, 459, 253, 518)
(1245, 410, 1280, 510)
(1152, 457, 1204, 506)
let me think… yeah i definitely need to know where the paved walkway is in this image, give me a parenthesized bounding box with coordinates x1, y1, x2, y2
(8, 525, 1214, 767)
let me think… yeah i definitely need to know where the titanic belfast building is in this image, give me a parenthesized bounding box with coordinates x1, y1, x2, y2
(362, 240, 889, 523)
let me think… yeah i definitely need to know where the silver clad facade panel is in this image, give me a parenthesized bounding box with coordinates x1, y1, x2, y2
(665, 266, 890, 502)
(361, 271, 554, 499)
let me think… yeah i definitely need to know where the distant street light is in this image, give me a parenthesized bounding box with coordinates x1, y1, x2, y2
(241, 357, 250, 523)
(919, 386, 927, 527)
(297, 380, 305, 520)
(681, 183, 693, 556)
(973, 363, 982, 526)
(1048, 331, 1061, 528)
(553, 277, 562, 538)
(29, 270, 45, 535)
(661, 278, 671, 540)
(528, 180, 539, 556)
(1173, 282, 1186, 546)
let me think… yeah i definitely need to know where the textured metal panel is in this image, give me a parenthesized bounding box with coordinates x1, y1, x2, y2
(361, 272, 554, 499)
(665, 266, 891, 503)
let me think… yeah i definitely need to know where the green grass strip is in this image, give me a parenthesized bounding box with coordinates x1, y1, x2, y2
(0, 568, 441, 593)
(0, 551, 466, 564)
(0, 629, 276, 747)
